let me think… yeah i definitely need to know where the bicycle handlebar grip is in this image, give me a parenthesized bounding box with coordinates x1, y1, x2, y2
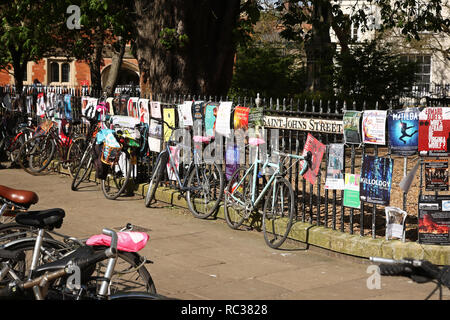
(102, 228, 118, 256)
(378, 263, 412, 276)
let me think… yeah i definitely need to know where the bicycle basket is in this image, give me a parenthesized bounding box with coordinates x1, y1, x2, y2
(101, 143, 122, 166)
(34, 120, 54, 136)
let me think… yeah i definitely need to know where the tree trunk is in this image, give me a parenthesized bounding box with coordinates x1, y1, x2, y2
(89, 30, 104, 91)
(133, 0, 241, 96)
(103, 38, 126, 97)
(304, 0, 335, 93)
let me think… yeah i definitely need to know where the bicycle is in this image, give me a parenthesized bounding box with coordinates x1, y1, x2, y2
(224, 137, 312, 249)
(370, 257, 450, 300)
(0, 228, 162, 300)
(144, 117, 225, 219)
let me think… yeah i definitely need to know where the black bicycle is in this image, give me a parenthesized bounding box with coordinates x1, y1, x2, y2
(145, 117, 224, 219)
(370, 257, 450, 300)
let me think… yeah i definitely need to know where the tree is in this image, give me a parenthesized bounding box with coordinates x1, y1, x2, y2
(132, 0, 257, 96)
(0, 1, 67, 94)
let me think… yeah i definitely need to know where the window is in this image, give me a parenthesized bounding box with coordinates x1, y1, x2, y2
(48, 60, 71, 84)
(61, 63, 70, 83)
(50, 62, 59, 83)
(401, 54, 431, 91)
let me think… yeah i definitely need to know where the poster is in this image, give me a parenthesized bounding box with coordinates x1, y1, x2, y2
(204, 102, 219, 137)
(127, 97, 139, 119)
(418, 194, 450, 245)
(118, 95, 129, 116)
(418, 107, 450, 157)
(163, 107, 176, 142)
(425, 159, 449, 191)
(225, 144, 240, 181)
(385, 207, 407, 241)
(63, 94, 72, 121)
(301, 133, 326, 185)
(360, 155, 394, 206)
(362, 110, 387, 145)
(167, 146, 180, 181)
(82, 97, 98, 119)
(192, 102, 204, 137)
(150, 101, 161, 119)
(138, 99, 150, 124)
(343, 111, 362, 144)
(148, 119, 162, 152)
(343, 174, 361, 209)
(178, 101, 193, 127)
(325, 144, 345, 190)
(234, 106, 250, 131)
(388, 108, 420, 156)
(215, 102, 232, 138)
(36, 92, 46, 117)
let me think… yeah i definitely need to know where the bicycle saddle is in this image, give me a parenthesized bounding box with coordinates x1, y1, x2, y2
(0, 185, 39, 208)
(15, 208, 65, 230)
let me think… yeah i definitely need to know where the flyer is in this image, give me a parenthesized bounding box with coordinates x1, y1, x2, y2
(301, 133, 326, 185)
(150, 101, 162, 119)
(204, 102, 219, 137)
(148, 119, 162, 152)
(418, 107, 450, 157)
(233, 106, 250, 131)
(325, 144, 345, 190)
(192, 101, 204, 137)
(425, 159, 449, 191)
(167, 146, 180, 181)
(36, 92, 46, 117)
(127, 97, 139, 119)
(118, 95, 129, 116)
(360, 155, 394, 206)
(64, 94, 72, 121)
(388, 108, 420, 156)
(362, 110, 387, 145)
(343, 173, 361, 209)
(385, 207, 408, 241)
(225, 144, 240, 181)
(163, 107, 176, 142)
(138, 99, 150, 124)
(343, 111, 362, 144)
(179, 101, 193, 127)
(215, 101, 233, 138)
(418, 194, 450, 245)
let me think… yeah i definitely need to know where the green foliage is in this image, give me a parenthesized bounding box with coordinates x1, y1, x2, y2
(159, 28, 189, 50)
(333, 40, 418, 108)
(228, 45, 306, 99)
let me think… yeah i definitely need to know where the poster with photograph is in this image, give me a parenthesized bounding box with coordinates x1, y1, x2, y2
(166, 146, 180, 181)
(64, 94, 72, 121)
(127, 97, 139, 119)
(148, 119, 162, 152)
(234, 106, 250, 131)
(418, 107, 450, 157)
(138, 99, 150, 124)
(325, 144, 345, 190)
(362, 110, 387, 145)
(179, 101, 193, 127)
(343, 111, 362, 145)
(204, 102, 220, 137)
(225, 144, 240, 181)
(343, 173, 361, 209)
(418, 194, 450, 245)
(150, 101, 162, 119)
(360, 155, 394, 206)
(82, 97, 98, 119)
(388, 108, 420, 156)
(385, 207, 408, 241)
(118, 95, 130, 116)
(163, 107, 176, 142)
(36, 92, 46, 117)
(215, 101, 233, 138)
(425, 159, 449, 191)
(301, 133, 326, 185)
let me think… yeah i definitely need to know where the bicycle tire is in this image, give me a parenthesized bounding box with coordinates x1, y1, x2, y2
(186, 162, 224, 219)
(144, 154, 165, 208)
(16, 135, 36, 174)
(262, 177, 295, 249)
(27, 135, 56, 173)
(0, 223, 55, 246)
(101, 151, 132, 200)
(223, 167, 254, 230)
(67, 136, 87, 178)
(71, 144, 94, 191)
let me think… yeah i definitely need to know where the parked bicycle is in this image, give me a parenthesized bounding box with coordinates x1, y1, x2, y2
(144, 117, 225, 220)
(224, 137, 312, 249)
(370, 257, 450, 300)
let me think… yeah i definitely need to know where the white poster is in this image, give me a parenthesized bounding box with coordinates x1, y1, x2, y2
(385, 207, 408, 241)
(178, 101, 193, 127)
(150, 101, 162, 119)
(362, 110, 387, 145)
(324, 144, 345, 190)
(215, 101, 232, 138)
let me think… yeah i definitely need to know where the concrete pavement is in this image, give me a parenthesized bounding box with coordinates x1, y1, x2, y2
(0, 167, 448, 300)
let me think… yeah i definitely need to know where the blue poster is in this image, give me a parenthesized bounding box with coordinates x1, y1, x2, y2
(360, 155, 394, 206)
(204, 103, 219, 137)
(225, 144, 240, 181)
(388, 108, 420, 156)
(64, 94, 72, 121)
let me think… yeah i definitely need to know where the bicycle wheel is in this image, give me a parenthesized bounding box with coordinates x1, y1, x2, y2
(67, 136, 87, 177)
(9, 127, 33, 166)
(223, 167, 254, 230)
(101, 151, 132, 200)
(93, 251, 157, 295)
(28, 135, 56, 173)
(71, 144, 94, 191)
(262, 177, 295, 249)
(0, 223, 55, 247)
(144, 152, 167, 208)
(186, 162, 224, 219)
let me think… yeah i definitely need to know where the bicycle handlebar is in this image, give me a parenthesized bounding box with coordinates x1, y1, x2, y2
(149, 116, 176, 130)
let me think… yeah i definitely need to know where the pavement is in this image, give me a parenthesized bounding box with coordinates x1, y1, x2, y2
(0, 167, 448, 301)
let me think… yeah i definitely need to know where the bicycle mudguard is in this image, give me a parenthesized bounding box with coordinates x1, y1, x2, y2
(109, 292, 175, 300)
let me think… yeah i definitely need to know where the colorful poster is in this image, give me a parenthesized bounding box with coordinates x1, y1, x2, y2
(225, 144, 240, 181)
(127, 97, 139, 119)
(343, 174, 361, 209)
(63, 94, 72, 121)
(138, 99, 150, 124)
(385, 207, 408, 241)
(167, 146, 180, 181)
(418, 107, 450, 157)
(388, 108, 420, 156)
(325, 144, 345, 190)
(301, 133, 326, 185)
(36, 92, 46, 117)
(233, 106, 250, 131)
(204, 103, 219, 137)
(163, 107, 176, 142)
(215, 101, 232, 138)
(150, 101, 161, 119)
(362, 110, 387, 145)
(148, 119, 162, 152)
(425, 159, 449, 191)
(343, 111, 362, 145)
(119, 95, 129, 116)
(418, 194, 450, 245)
(360, 155, 394, 206)
(192, 102, 204, 137)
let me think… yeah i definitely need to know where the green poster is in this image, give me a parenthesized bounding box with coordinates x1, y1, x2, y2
(343, 173, 361, 209)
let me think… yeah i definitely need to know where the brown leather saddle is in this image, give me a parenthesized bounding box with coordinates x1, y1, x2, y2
(0, 185, 39, 209)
